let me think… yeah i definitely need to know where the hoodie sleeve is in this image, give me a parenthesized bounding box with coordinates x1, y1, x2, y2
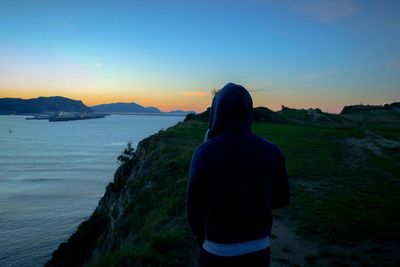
(186, 147, 208, 246)
(271, 151, 290, 210)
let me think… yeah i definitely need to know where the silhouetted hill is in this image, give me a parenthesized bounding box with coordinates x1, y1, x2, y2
(187, 106, 286, 123)
(278, 106, 356, 129)
(340, 103, 400, 135)
(91, 102, 161, 113)
(253, 106, 287, 123)
(188, 106, 356, 128)
(340, 102, 400, 114)
(0, 96, 93, 115)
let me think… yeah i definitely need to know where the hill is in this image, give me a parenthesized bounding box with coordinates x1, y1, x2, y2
(188, 105, 361, 129)
(91, 102, 161, 114)
(340, 103, 400, 140)
(191, 106, 287, 124)
(340, 102, 400, 114)
(0, 97, 93, 114)
(278, 106, 356, 129)
(252, 106, 287, 123)
(45, 109, 400, 267)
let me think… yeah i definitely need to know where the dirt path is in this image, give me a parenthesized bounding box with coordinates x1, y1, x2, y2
(346, 130, 400, 157)
(270, 218, 320, 266)
(270, 216, 400, 267)
(269, 130, 400, 266)
(271, 130, 400, 266)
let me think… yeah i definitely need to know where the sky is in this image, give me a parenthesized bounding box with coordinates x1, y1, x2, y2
(0, 0, 399, 113)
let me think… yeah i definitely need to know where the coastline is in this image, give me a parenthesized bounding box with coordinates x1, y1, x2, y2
(45, 119, 203, 267)
(0, 115, 185, 267)
(44, 111, 400, 266)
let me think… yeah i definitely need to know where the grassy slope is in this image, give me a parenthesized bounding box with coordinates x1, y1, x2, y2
(87, 121, 205, 267)
(278, 108, 357, 129)
(87, 117, 399, 266)
(342, 109, 400, 140)
(253, 123, 400, 243)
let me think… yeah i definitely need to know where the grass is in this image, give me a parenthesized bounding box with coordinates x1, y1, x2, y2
(252, 123, 364, 178)
(87, 121, 206, 267)
(251, 122, 400, 244)
(342, 109, 400, 139)
(56, 116, 399, 266)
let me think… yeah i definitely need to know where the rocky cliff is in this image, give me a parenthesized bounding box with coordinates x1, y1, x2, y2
(45, 120, 204, 267)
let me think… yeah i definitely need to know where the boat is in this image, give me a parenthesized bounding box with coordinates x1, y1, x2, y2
(9, 128, 13, 134)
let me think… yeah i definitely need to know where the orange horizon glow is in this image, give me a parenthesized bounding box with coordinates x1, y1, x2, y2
(0, 88, 213, 113)
(0, 87, 357, 114)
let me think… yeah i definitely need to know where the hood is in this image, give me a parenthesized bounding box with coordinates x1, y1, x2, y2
(207, 83, 253, 139)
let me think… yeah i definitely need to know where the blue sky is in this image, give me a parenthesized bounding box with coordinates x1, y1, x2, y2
(0, 0, 399, 112)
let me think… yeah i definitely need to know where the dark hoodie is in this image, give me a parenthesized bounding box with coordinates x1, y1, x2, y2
(187, 83, 290, 246)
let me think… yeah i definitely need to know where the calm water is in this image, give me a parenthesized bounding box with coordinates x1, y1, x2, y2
(0, 115, 183, 267)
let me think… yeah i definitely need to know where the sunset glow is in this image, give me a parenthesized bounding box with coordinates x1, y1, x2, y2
(1, 0, 399, 113)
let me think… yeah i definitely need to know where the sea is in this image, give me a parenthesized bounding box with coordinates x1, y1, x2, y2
(0, 114, 184, 267)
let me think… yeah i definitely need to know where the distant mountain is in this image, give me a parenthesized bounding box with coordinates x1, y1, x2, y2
(91, 102, 161, 114)
(0, 96, 93, 115)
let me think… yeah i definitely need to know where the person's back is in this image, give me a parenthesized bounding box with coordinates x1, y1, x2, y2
(187, 83, 290, 267)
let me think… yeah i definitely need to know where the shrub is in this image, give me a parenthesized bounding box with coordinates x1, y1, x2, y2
(117, 141, 135, 164)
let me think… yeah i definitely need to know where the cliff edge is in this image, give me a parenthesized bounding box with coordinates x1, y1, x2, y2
(45, 120, 206, 267)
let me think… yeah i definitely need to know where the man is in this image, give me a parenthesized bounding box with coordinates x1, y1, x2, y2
(187, 83, 290, 267)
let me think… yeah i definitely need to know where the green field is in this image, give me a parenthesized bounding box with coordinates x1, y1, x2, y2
(84, 113, 399, 266)
(47, 108, 400, 267)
